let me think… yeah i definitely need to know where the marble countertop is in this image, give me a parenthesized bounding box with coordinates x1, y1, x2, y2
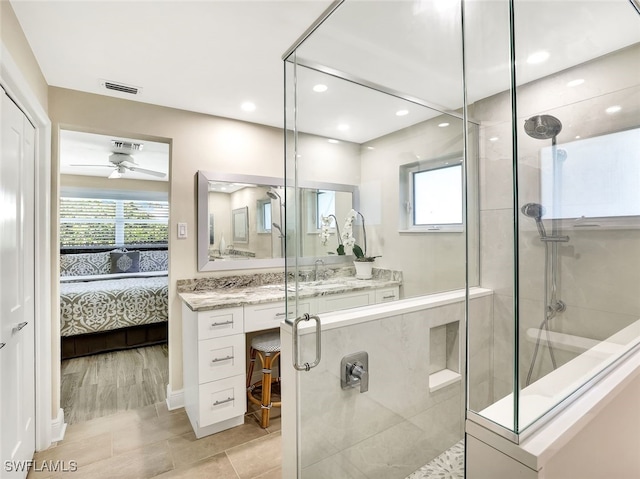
(179, 272, 402, 312)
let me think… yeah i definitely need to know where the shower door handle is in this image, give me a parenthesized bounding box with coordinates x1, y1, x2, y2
(291, 313, 321, 372)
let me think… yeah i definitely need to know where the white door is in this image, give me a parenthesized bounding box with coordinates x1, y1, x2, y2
(1, 88, 36, 478)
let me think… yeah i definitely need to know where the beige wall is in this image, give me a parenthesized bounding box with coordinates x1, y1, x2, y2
(0, 0, 48, 109)
(60, 173, 169, 196)
(48, 86, 286, 398)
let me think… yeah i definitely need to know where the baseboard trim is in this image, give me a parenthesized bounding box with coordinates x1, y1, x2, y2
(166, 384, 184, 410)
(51, 408, 67, 443)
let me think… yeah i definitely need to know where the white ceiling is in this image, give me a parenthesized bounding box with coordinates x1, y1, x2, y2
(10, 0, 333, 131)
(9, 0, 640, 150)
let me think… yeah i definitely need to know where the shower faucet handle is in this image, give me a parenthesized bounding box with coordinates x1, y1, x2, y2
(349, 361, 369, 393)
(341, 351, 369, 393)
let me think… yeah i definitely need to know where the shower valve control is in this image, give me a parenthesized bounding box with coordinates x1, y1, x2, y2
(341, 351, 369, 393)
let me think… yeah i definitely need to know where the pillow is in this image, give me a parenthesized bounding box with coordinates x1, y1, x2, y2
(60, 252, 110, 276)
(139, 250, 168, 272)
(110, 251, 140, 274)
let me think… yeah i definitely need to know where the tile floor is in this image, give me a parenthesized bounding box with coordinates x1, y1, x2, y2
(27, 402, 282, 479)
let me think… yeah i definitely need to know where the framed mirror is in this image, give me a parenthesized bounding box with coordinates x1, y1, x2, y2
(197, 171, 359, 271)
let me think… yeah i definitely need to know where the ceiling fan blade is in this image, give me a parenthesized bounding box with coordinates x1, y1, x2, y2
(125, 165, 167, 178)
(69, 163, 113, 168)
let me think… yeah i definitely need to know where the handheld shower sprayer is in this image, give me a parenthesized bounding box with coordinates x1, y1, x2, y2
(521, 203, 547, 239)
(520, 203, 569, 243)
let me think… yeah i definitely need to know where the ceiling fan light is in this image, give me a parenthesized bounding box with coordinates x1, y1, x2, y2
(109, 169, 123, 179)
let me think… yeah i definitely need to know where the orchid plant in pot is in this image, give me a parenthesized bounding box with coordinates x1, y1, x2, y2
(342, 209, 379, 279)
(319, 214, 345, 255)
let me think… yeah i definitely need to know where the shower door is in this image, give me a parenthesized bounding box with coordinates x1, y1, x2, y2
(281, 1, 472, 477)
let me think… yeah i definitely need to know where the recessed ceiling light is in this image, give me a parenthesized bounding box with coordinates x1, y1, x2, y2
(575, 135, 581, 139)
(489, 137, 499, 142)
(337, 124, 350, 131)
(328, 139, 339, 144)
(567, 78, 585, 87)
(241, 101, 256, 112)
(366, 146, 375, 150)
(526, 50, 550, 64)
(396, 109, 409, 116)
(313, 84, 328, 93)
(606, 105, 622, 114)
(438, 122, 450, 128)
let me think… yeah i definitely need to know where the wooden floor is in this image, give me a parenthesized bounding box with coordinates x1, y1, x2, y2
(28, 402, 282, 479)
(33, 344, 282, 478)
(61, 345, 169, 424)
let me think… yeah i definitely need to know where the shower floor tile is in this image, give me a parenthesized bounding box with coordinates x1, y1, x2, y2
(405, 439, 464, 479)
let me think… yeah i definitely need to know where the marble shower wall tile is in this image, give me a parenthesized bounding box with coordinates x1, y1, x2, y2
(468, 295, 494, 411)
(298, 300, 467, 476)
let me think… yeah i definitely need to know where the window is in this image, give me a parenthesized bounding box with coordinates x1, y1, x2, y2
(316, 190, 336, 229)
(257, 199, 272, 233)
(540, 127, 640, 225)
(60, 197, 169, 247)
(400, 156, 463, 232)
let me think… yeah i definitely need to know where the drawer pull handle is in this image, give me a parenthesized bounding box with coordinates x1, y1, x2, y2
(0, 342, 5, 350)
(213, 397, 234, 406)
(211, 355, 234, 364)
(382, 294, 396, 299)
(211, 320, 234, 327)
(15, 321, 28, 332)
(275, 311, 294, 317)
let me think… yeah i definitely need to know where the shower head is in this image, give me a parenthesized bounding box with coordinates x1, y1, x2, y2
(521, 202, 545, 220)
(521, 203, 547, 238)
(524, 115, 562, 140)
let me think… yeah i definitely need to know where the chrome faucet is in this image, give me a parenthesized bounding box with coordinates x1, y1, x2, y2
(314, 259, 325, 281)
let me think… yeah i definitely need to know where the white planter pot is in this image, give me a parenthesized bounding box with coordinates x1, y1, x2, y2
(354, 261, 374, 279)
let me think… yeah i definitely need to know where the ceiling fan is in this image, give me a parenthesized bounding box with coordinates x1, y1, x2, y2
(70, 152, 166, 179)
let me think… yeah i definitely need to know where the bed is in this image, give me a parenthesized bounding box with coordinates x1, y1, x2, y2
(60, 249, 169, 359)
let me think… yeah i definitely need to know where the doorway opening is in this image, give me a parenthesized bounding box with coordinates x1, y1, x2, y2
(58, 129, 170, 424)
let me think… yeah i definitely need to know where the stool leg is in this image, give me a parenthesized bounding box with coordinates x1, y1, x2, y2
(260, 352, 273, 428)
(247, 347, 257, 389)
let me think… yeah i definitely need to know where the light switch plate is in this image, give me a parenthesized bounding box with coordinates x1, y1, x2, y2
(177, 222, 188, 239)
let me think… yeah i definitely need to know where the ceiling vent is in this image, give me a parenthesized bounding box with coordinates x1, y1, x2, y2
(111, 140, 144, 151)
(100, 79, 141, 95)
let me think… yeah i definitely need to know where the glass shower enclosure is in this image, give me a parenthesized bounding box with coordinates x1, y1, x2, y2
(281, 0, 640, 477)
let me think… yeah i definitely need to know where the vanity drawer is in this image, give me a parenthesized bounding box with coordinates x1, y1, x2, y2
(244, 300, 311, 333)
(375, 287, 399, 303)
(317, 290, 372, 313)
(197, 306, 244, 340)
(198, 334, 246, 384)
(198, 374, 246, 427)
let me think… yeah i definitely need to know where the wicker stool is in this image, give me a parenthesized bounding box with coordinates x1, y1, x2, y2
(246, 331, 281, 428)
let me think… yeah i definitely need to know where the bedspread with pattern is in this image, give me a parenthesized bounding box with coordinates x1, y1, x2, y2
(60, 275, 168, 336)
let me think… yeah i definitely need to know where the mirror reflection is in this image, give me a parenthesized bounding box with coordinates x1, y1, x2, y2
(197, 171, 358, 271)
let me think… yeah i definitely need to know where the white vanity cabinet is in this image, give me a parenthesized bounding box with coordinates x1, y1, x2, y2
(181, 282, 400, 438)
(244, 299, 313, 332)
(182, 304, 247, 438)
(317, 285, 400, 313)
